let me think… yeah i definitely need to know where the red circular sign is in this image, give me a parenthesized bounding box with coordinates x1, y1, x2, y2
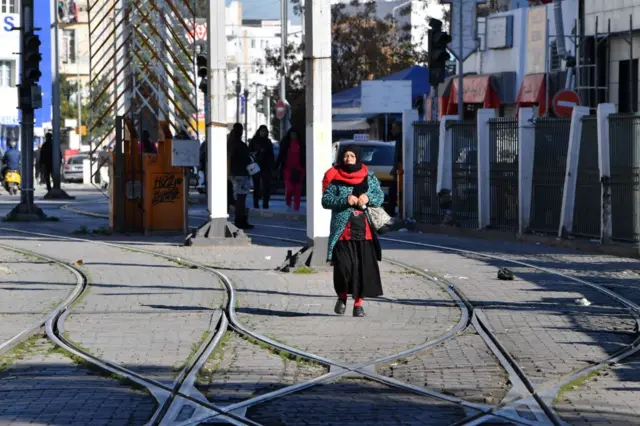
(275, 99, 287, 120)
(552, 90, 580, 117)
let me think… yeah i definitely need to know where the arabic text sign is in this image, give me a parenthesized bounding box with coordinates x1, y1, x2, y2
(360, 81, 412, 114)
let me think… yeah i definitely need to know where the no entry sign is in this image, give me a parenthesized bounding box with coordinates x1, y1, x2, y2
(552, 90, 580, 117)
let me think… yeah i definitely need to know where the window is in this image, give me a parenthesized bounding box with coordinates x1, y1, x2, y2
(251, 39, 255, 48)
(1, 0, 16, 14)
(63, 29, 76, 63)
(0, 61, 13, 87)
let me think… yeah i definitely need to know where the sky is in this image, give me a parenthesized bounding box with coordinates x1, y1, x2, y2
(227, 0, 302, 23)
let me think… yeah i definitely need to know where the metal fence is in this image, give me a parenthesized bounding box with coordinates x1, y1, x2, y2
(413, 121, 440, 224)
(609, 114, 640, 242)
(572, 117, 600, 238)
(449, 121, 478, 228)
(488, 118, 519, 230)
(530, 117, 571, 234)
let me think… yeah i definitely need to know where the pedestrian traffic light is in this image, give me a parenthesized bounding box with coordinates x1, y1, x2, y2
(23, 33, 42, 83)
(427, 18, 451, 87)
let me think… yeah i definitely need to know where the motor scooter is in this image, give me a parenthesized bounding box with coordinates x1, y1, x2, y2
(4, 170, 20, 195)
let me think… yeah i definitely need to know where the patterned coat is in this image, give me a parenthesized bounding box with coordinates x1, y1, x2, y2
(321, 173, 385, 261)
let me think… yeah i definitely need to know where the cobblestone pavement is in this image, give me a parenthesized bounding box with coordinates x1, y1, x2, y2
(0, 248, 77, 346)
(2, 190, 640, 424)
(0, 234, 224, 385)
(244, 378, 470, 425)
(197, 331, 328, 405)
(0, 337, 155, 426)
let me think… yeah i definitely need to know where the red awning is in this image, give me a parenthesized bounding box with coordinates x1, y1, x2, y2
(516, 73, 547, 115)
(445, 75, 500, 114)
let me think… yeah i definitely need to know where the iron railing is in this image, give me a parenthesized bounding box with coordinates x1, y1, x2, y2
(530, 117, 571, 234)
(609, 114, 640, 242)
(572, 116, 600, 238)
(413, 121, 440, 224)
(449, 121, 478, 228)
(488, 117, 519, 230)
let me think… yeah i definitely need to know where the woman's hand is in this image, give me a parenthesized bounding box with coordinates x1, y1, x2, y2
(358, 194, 369, 206)
(347, 195, 359, 206)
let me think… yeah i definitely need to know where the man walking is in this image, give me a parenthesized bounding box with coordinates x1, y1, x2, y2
(40, 133, 61, 191)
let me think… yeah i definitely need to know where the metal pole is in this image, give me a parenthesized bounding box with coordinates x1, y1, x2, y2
(457, 1, 463, 121)
(244, 88, 249, 143)
(630, 15, 634, 112)
(235, 67, 241, 123)
(545, 17, 550, 116)
(595, 16, 599, 105)
(52, 0, 62, 189)
(77, 59, 81, 146)
(265, 88, 271, 130)
(280, 0, 288, 137)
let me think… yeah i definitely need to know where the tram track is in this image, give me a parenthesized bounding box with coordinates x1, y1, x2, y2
(5, 204, 640, 425)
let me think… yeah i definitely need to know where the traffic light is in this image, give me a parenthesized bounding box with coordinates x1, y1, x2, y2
(427, 18, 451, 87)
(23, 33, 42, 83)
(197, 55, 207, 78)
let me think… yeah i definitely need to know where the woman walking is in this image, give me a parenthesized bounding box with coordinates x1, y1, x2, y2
(275, 128, 305, 212)
(322, 144, 385, 317)
(249, 125, 275, 209)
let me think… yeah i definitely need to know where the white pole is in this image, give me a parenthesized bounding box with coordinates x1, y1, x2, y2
(303, 0, 332, 264)
(207, 0, 228, 224)
(77, 57, 81, 146)
(280, 0, 288, 137)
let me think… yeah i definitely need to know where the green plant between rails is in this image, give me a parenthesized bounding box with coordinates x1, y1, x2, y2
(196, 330, 233, 388)
(293, 266, 314, 274)
(244, 333, 322, 367)
(554, 368, 605, 405)
(0, 335, 41, 372)
(174, 330, 212, 374)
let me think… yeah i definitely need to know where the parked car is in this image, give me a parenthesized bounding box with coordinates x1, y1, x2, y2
(62, 154, 88, 183)
(332, 139, 395, 198)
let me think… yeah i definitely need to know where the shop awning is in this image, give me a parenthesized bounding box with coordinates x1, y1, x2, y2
(440, 75, 501, 116)
(516, 73, 547, 115)
(332, 119, 370, 131)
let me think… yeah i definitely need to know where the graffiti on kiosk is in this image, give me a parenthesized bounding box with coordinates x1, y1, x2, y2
(152, 174, 183, 205)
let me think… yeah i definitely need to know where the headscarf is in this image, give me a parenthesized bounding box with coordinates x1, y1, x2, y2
(322, 143, 369, 195)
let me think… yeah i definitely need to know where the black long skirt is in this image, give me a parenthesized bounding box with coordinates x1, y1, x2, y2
(332, 240, 383, 299)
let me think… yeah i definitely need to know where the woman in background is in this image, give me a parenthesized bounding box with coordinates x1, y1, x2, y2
(275, 128, 305, 212)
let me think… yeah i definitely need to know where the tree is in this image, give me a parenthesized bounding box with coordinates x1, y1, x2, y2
(262, 1, 427, 139)
(60, 75, 89, 143)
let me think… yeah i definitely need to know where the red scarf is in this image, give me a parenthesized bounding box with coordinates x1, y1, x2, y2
(322, 165, 369, 192)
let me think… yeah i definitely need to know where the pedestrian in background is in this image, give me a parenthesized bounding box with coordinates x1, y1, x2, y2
(388, 121, 402, 216)
(276, 128, 305, 212)
(40, 132, 60, 192)
(322, 144, 385, 317)
(249, 125, 275, 209)
(228, 123, 254, 229)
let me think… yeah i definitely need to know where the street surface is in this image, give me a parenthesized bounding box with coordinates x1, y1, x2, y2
(0, 184, 639, 425)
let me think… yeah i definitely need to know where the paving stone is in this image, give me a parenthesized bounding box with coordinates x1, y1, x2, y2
(377, 326, 510, 404)
(197, 331, 328, 405)
(244, 378, 472, 426)
(0, 337, 155, 425)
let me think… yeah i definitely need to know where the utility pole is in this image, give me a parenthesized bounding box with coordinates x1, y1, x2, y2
(46, 0, 72, 199)
(77, 60, 82, 146)
(235, 67, 241, 123)
(7, 0, 47, 220)
(186, 0, 244, 244)
(280, 0, 289, 137)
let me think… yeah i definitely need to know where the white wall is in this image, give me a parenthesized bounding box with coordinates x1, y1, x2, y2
(584, 0, 640, 35)
(464, 0, 577, 90)
(0, 13, 20, 126)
